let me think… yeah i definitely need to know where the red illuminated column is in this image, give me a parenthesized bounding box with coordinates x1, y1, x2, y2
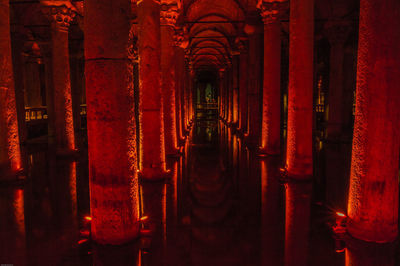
(286, 0, 314, 178)
(245, 21, 262, 146)
(325, 21, 350, 140)
(181, 58, 189, 134)
(259, 1, 286, 155)
(84, 0, 140, 244)
(173, 32, 186, 144)
(347, 0, 400, 243)
(189, 69, 195, 123)
(225, 68, 231, 123)
(226, 65, 232, 124)
(161, 5, 179, 156)
(42, 4, 76, 155)
(0, 0, 23, 179)
(138, 0, 168, 179)
(237, 38, 249, 133)
(231, 54, 240, 128)
(219, 69, 225, 119)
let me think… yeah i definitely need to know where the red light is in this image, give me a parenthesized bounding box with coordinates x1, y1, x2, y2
(335, 248, 345, 253)
(78, 239, 88, 245)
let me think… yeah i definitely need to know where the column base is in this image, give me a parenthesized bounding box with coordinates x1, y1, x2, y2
(257, 147, 280, 157)
(178, 137, 187, 146)
(280, 168, 313, 183)
(139, 168, 171, 182)
(56, 148, 79, 159)
(0, 166, 26, 185)
(346, 219, 398, 244)
(166, 148, 182, 158)
(92, 222, 141, 245)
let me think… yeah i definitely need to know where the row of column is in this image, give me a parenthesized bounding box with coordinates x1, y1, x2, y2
(1, 0, 194, 244)
(220, 0, 400, 244)
(85, 0, 194, 244)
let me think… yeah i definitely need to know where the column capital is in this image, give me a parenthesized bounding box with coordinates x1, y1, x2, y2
(257, 0, 288, 25)
(173, 27, 189, 49)
(41, 3, 77, 32)
(160, 3, 179, 26)
(324, 21, 352, 46)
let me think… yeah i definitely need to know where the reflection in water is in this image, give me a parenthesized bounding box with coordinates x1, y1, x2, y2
(0, 123, 398, 265)
(284, 181, 312, 266)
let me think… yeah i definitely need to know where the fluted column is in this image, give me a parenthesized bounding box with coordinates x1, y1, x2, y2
(286, 0, 314, 178)
(42, 4, 76, 154)
(325, 21, 350, 140)
(161, 4, 180, 156)
(85, 0, 140, 243)
(347, 0, 400, 243)
(138, 0, 168, 180)
(0, 0, 23, 179)
(258, 1, 286, 155)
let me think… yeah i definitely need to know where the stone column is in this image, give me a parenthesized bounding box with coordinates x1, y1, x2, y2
(325, 21, 351, 140)
(42, 4, 76, 155)
(173, 31, 186, 144)
(258, 1, 286, 155)
(10, 30, 28, 147)
(286, 0, 314, 178)
(138, 0, 168, 180)
(231, 53, 239, 126)
(0, 0, 23, 179)
(85, 0, 140, 244)
(226, 65, 232, 124)
(244, 20, 263, 147)
(161, 4, 180, 156)
(219, 69, 225, 120)
(181, 58, 189, 134)
(236, 38, 249, 133)
(347, 0, 400, 243)
(189, 69, 195, 124)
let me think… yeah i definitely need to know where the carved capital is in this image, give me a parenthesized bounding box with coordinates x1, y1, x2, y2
(160, 3, 179, 26)
(324, 21, 352, 46)
(257, 1, 287, 25)
(42, 5, 76, 32)
(173, 27, 189, 49)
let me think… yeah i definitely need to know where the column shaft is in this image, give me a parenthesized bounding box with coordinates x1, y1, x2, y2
(246, 26, 262, 146)
(238, 46, 248, 133)
(286, 0, 314, 177)
(347, 0, 400, 243)
(0, 0, 22, 178)
(260, 14, 282, 155)
(138, 0, 167, 179)
(161, 20, 179, 156)
(174, 46, 185, 143)
(85, 0, 139, 243)
(48, 9, 76, 153)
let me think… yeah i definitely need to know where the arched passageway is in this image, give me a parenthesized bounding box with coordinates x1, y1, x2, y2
(1, 0, 400, 265)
